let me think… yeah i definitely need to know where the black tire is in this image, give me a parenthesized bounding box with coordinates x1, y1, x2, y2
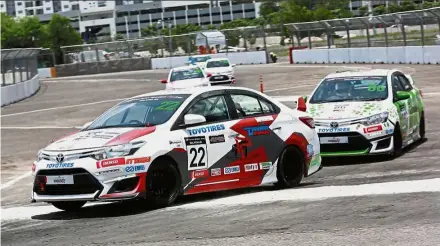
(51, 201, 86, 212)
(144, 158, 181, 208)
(274, 146, 304, 189)
(419, 112, 426, 140)
(389, 124, 403, 159)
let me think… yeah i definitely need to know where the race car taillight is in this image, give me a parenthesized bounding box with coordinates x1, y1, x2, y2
(299, 116, 315, 129)
(32, 163, 36, 172)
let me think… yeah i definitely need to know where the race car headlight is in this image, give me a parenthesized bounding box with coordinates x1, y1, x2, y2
(91, 141, 145, 160)
(360, 112, 389, 126)
(36, 149, 44, 161)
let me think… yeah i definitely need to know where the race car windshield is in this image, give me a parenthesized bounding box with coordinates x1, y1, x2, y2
(85, 95, 190, 130)
(170, 68, 204, 82)
(206, 60, 230, 68)
(195, 56, 211, 62)
(309, 76, 388, 104)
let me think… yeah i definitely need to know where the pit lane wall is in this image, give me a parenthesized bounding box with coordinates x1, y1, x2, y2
(1, 75, 40, 106)
(290, 46, 440, 65)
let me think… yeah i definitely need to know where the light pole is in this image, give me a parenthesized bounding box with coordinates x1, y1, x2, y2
(157, 19, 173, 56)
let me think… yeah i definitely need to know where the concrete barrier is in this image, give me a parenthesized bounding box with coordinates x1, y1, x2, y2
(151, 51, 267, 69)
(1, 75, 40, 106)
(291, 46, 440, 65)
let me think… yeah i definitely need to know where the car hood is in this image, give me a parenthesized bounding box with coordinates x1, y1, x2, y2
(45, 127, 155, 151)
(205, 67, 232, 74)
(167, 78, 208, 89)
(307, 101, 386, 120)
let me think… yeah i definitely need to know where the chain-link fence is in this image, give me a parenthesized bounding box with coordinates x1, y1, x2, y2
(1, 48, 41, 86)
(58, 7, 440, 68)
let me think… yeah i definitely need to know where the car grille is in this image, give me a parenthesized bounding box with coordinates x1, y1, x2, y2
(210, 75, 229, 81)
(33, 168, 103, 196)
(318, 132, 371, 153)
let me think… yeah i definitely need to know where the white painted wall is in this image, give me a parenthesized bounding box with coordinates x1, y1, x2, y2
(1, 75, 40, 107)
(291, 46, 440, 65)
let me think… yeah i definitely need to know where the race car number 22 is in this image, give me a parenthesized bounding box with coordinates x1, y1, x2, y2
(185, 136, 208, 170)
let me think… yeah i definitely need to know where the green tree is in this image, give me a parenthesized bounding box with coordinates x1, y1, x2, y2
(400, 0, 417, 11)
(45, 14, 83, 64)
(1, 14, 46, 48)
(373, 5, 387, 15)
(387, 4, 402, 13)
(259, 0, 279, 18)
(113, 33, 124, 41)
(358, 6, 369, 16)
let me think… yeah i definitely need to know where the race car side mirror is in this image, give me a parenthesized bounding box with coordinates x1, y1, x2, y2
(184, 114, 206, 126)
(302, 95, 308, 103)
(160, 79, 167, 84)
(396, 91, 411, 100)
(231, 64, 236, 67)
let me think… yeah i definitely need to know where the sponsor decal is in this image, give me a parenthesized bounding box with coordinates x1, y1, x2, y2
(385, 129, 393, 134)
(125, 165, 145, 173)
(364, 125, 383, 133)
(224, 166, 240, 174)
(169, 140, 182, 145)
(211, 168, 221, 176)
(192, 169, 209, 179)
(185, 136, 208, 170)
(96, 168, 121, 176)
(260, 162, 272, 170)
(46, 163, 74, 168)
(126, 157, 151, 165)
(333, 104, 348, 112)
(209, 134, 226, 144)
(244, 125, 270, 136)
(318, 127, 350, 133)
(307, 144, 314, 157)
(244, 163, 259, 172)
(188, 124, 225, 136)
(255, 115, 274, 122)
(96, 157, 125, 169)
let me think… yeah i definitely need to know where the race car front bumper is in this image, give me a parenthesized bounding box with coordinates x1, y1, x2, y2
(316, 121, 395, 157)
(209, 74, 235, 84)
(30, 157, 149, 203)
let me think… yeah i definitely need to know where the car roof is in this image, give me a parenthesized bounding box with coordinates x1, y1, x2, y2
(191, 55, 211, 58)
(171, 65, 201, 71)
(324, 69, 392, 79)
(130, 86, 256, 99)
(206, 58, 229, 62)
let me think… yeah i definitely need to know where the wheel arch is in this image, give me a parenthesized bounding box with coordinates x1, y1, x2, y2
(149, 154, 183, 190)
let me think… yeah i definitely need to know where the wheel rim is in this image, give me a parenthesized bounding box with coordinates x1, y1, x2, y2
(282, 151, 301, 183)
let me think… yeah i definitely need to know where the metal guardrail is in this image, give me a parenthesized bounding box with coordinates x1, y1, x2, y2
(58, 7, 440, 67)
(1, 48, 41, 86)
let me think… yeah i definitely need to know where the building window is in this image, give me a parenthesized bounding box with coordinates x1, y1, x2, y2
(35, 1, 42, 6)
(18, 10, 23, 14)
(0, 4, 3, 8)
(45, 0, 51, 2)
(25, 1, 33, 7)
(36, 9, 43, 15)
(26, 9, 34, 15)
(17, 2, 22, 6)
(98, 1, 106, 7)
(72, 4, 79, 10)
(64, 5, 69, 8)
(46, 7, 51, 11)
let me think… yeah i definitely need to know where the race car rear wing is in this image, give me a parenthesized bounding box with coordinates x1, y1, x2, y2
(272, 95, 307, 112)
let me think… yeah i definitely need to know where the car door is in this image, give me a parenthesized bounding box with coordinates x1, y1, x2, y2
(391, 73, 410, 140)
(396, 73, 420, 136)
(169, 91, 238, 193)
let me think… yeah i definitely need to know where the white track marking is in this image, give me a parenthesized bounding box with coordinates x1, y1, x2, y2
(169, 178, 440, 210)
(1, 126, 82, 129)
(3, 178, 440, 221)
(1, 98, 126, 118)
(0, 171, 31, 190)
(264, 84, 315, 92)
(43, 79, 151, 83)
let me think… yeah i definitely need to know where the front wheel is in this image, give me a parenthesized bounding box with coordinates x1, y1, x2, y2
(389, 124, 403, 159)
(51, 201, 86, 212)
(274, 146, 304, 189)
(419, 112, 426, 140)
(144, 158, 181, 209)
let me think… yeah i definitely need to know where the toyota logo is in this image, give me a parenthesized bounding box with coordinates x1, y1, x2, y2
(56, 153, 64, 163)
(330, 122, 339, 128)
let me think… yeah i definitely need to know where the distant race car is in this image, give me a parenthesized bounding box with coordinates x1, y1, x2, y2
(31, 86, 322, 211)
(188, 55, 212, 68)
(305, 69, 425, 158)
(161, 65, 212, 89)
(204, 58, 236, 84)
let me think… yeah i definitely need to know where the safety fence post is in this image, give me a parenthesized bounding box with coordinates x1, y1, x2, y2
(259, 74, 264, 93)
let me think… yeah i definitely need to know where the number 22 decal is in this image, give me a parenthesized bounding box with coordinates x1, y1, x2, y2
(189, 147, 206, 168)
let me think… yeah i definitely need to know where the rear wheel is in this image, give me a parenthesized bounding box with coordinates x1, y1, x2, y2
(51, 201, 86, 212)
(144, 158, 181, 209)
(419, 112, 426, 140)
(274, 146, 304, 189)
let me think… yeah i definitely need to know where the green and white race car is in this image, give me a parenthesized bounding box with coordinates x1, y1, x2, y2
(304, 69, 425, 158)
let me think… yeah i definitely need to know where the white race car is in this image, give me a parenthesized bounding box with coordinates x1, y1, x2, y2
(188, 55, 212, 68)
(204, 58, 236, 84)
(31, 86, 322, 211)
(161, 65, 211, 89)
(305, 69, 425, 158)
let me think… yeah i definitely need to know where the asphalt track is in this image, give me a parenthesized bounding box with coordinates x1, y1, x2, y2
(2, 63, 440, 246)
